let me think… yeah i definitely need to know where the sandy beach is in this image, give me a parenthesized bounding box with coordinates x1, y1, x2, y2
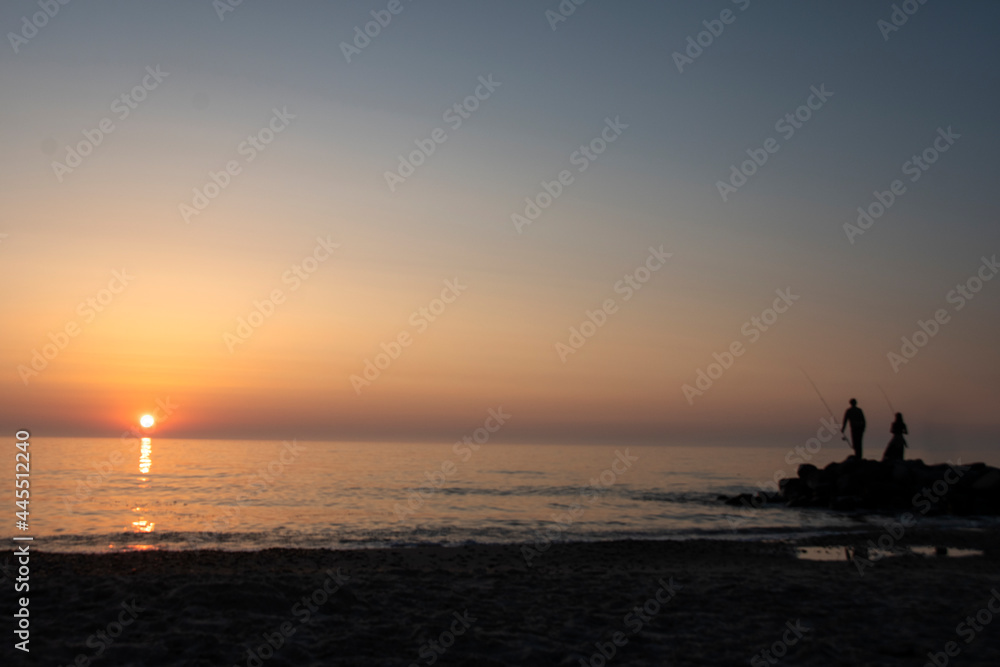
(6, 531, 1000, 666)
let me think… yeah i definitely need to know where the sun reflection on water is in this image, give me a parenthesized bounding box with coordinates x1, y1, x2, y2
(130, 518, 155, 533)
(129, 438, 155, 536)
(139, 438, 152, 475)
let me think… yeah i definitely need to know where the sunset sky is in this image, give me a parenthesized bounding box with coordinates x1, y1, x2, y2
(2, 1, 998, 446)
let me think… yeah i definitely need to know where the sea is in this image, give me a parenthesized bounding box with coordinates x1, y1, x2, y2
(6, 437, 998, 552)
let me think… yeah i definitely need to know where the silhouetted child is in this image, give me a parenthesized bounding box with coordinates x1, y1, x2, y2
(882, 413, 908, 461)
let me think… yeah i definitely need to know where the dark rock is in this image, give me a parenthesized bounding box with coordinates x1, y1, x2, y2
(779, 478, 810, 506)
(797, 463, 819, 480)
(830, 495, 860, 512)
(973, 469, 1000, 492)
(735, 456, 1000, 516)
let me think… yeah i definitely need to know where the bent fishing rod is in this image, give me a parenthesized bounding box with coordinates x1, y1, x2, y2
(798, 368, 851, 447)
(877, 384, 896, 414)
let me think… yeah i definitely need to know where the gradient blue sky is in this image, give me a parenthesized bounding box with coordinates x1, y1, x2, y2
(2, 1, 998, 447)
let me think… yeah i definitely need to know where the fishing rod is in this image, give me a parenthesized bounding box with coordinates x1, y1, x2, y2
(798, 368, 851, 447)
(877, 384, 896, 414)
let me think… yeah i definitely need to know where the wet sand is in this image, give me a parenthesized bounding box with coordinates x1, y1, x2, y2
(5, 532, 1000, 666)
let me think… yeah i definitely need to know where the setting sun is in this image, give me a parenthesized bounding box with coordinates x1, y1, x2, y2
(140, 414, 155, 428)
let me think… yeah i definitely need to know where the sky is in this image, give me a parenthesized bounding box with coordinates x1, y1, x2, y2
(1, 0, 998, 447)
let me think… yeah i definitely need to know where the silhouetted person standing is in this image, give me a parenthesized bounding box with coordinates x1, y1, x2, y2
(841, 398, 866, 459)
(882, 413, 908, 461)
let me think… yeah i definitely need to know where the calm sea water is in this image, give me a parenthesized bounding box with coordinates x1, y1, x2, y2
(5, 438, 996, 552)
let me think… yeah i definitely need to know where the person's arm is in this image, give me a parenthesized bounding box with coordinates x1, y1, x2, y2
(842, 411, 848, 431)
